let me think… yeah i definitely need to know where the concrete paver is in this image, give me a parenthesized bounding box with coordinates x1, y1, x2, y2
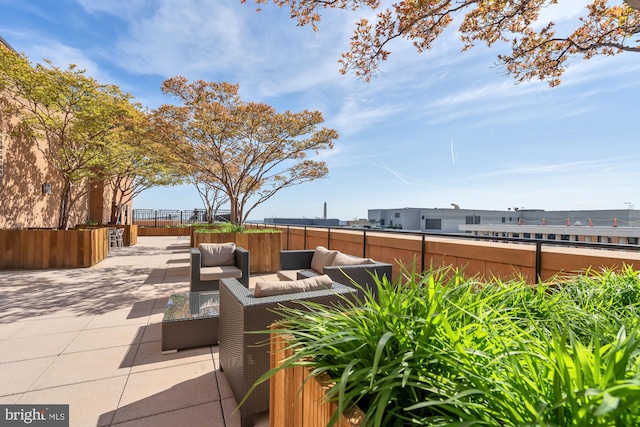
(0, 236, 270, 426)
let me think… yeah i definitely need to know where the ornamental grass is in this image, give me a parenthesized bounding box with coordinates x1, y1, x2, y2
(258, 265, 640, 426)
(193, 222, 279, 233)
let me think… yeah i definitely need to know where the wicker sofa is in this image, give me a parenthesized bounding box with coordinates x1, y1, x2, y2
(218, 277, 358, 427)
(278, 246, 393, 300)
(189, 243, 249, 292)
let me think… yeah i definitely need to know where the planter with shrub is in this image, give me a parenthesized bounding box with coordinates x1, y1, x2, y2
(260, 266, 640, 426)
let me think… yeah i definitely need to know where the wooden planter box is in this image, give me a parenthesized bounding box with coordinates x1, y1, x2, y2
(0, 228, 109, 269)
(138, 226, 191, 237)
(270, 333, 363, 427)
(189, 224, 224, 242)
(192, 232, 281, 273)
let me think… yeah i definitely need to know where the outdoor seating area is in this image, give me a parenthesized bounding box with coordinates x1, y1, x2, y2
(0, 236, 270, 427)
(5, 229, 640, 426)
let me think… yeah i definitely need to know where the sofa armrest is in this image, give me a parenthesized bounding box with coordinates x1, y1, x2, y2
(190, 247, 202, 288)
(280, 249, 315, 270)
(235, 247, 250, 288)
(322, 262, 393, 301)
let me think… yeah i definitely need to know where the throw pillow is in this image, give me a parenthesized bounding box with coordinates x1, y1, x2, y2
(198, 242, 236, 267)
(331, 252, 376, 266)
(254, 274, 333, 297)
(310, 246, 338, 273)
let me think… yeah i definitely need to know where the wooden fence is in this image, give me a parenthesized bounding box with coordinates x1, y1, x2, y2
(0, 228, 109, 269)
(246, 224, 640, 283)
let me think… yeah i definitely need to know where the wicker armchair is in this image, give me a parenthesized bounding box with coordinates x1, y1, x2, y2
(189, 245, 249, 292)
(218, 277, 358, 427)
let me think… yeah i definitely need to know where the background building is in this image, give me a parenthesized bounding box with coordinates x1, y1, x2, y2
(368, 207, 519, 232)
(368, 207, 640, 245)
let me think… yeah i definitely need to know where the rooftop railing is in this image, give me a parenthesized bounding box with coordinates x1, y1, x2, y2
(132, 209, 230, 227)
(248, 223, 640, 283)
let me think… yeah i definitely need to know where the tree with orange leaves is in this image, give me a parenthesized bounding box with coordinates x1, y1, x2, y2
(245, 0, 640, 86)
(155, 77, 338, 225)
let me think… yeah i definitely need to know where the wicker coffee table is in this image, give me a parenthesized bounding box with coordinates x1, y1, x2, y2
(162, 291, 220, 354)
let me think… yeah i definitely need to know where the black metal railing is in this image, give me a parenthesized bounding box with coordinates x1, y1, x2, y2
(132, 209, 230, 227)
(252, 223, 640, 282)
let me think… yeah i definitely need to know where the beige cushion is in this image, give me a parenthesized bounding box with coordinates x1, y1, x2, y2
(254, 274, 333, 298)
(331, 252, 376, 266)
(310, 246, 338, 273)
(200, 266, 243, 281)
(199, 242, 236, 267)
(277, 270, 300, 281)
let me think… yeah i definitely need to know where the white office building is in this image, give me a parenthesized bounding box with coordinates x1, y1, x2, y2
(367, 208, 640, 245)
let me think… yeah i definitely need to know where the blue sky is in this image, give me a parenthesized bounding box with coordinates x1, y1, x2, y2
(2, 0, 639, 221)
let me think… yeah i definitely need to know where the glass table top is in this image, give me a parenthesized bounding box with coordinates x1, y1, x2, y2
(163, 291, 220, 321)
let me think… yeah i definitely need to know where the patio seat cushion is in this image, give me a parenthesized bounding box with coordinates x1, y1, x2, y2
(254, 274, 333, 297)
(277, 269, 300, 281)
(310, 246, 338, 273)
(200, 265, 243, 282)
(331, 252, 376, 266)
(198, 242, 236, 267)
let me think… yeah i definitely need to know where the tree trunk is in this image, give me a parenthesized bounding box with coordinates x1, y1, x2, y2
(110, 201, 120, 224)
(58, 180, 72, 230)
(229, 196, 239, 226)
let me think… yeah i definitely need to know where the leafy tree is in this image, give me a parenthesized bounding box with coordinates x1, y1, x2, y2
(104, 106, 186, 224)
(155, 77, 337, 225)
(246, 0, 640, 86)
(0, 49, 134, 229)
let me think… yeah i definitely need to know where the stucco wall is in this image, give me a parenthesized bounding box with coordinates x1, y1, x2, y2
(0, 95, 92, 229)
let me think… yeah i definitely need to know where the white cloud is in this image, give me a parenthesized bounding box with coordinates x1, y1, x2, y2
(74, 0, 148, 20)
(9, 35, 114, 85)
(113, 1, 247, 78)
(536, 0, 594, 29)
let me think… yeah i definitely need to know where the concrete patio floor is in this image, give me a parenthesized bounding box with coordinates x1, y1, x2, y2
(0, 236, 272, 427)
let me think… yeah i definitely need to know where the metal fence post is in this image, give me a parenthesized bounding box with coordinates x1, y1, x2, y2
(421, 234, 426, 273)
(536, 240, 542, 284)
(363, 229, 367, 258)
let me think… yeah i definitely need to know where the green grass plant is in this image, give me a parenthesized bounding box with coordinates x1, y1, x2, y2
(259, 265, 640, 426)
(193, 222, 279, 233)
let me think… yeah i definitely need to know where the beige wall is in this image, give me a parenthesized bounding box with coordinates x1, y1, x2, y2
(0, 93, 84, 228)
(0, 95, 128, 229)
(0, 39, 132, 229)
